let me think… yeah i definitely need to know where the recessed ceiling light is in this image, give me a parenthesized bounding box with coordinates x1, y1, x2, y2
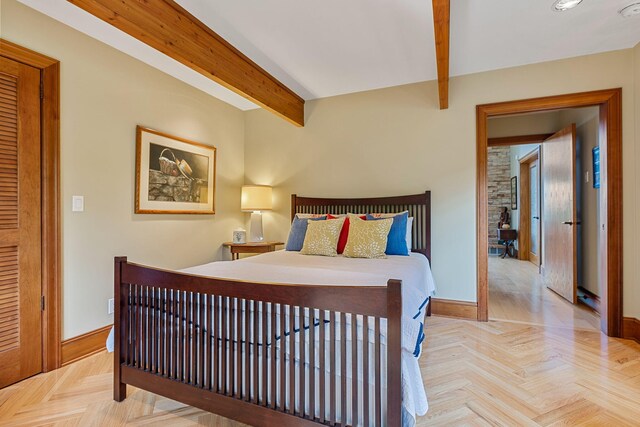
(619, 3, 640, 17)
(552, 0, 583, 12)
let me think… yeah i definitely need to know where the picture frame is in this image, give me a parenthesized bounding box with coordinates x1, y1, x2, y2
(592, 146, 600, 189)
(510, 176, 518, 210)
(135, 126, 216, 214)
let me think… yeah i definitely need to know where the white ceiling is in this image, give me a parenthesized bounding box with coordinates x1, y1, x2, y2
(15, 0, 640, 111)
(14, 0, 258, 110)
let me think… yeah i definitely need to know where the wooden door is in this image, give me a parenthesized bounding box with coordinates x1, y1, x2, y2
(542, 125, 577, 303)
(529, 160, 541, 266)
(0, 57, 42, 388)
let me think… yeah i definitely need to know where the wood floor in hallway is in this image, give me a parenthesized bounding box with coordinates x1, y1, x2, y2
(488, 256, 601, 331)
(1, 316, 640, 426)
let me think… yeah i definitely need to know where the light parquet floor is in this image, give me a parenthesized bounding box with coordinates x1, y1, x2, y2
(488, 256, 601, 331)
(1, 317, 640, 426)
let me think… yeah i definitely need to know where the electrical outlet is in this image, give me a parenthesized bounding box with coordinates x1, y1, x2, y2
(108, 298, 114, 315)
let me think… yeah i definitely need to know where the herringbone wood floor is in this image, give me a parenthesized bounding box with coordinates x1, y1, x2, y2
(1, 316, 639, 426)
(488, 257, 601, 331)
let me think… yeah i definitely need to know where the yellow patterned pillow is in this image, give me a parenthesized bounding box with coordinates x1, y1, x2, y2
(343, 216, 393, 259)
(300, 217, 345, 256)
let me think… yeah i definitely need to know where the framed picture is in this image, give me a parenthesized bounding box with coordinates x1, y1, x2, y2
(135, 126, 216, 214)
(592, 146, 600, 189)
(510, 176, 518, 210)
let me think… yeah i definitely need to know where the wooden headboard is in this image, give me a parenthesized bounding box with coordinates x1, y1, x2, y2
(291, 191, 431, 261)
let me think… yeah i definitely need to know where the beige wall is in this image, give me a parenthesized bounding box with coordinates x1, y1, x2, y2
(488, 111, 562, 138)
(245, 49, 637, 315)
(1, 1, 246, 339)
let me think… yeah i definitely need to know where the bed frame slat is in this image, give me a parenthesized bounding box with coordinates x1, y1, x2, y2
(223, 296, 229, 394)
(270, 303, 277, 409)
(171, 290, 177, 380)
(309, 308, 316, 419)
(319, 309, 326, 423)
(363, 315, 369, 427)
(330, 310, 336, 424)
(189, 292, 196, 384)
(299, 306, 306, 417)
(375, 316, 381, 427)
(245, 299, 250, 400)
(253, 300, 259, 404)
(289, 305, 295, 415)
(262, 302, 267, 406)
(209, 295, 218, 390)
(352, 313, 358, 427)
(229, 298, 238, 396)
(213, 295, 219, 392)
(340, 311, 346, 425)
(279, 302, 286, 411)
(143, 286, 149, 371)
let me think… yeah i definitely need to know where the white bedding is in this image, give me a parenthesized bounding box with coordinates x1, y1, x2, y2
(184, 250, 435, 357)
(108, 250, 435, 426)
(183, 250, 435, 426)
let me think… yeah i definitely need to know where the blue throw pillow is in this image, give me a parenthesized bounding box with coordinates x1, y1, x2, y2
(366, 212, 409, 255)
(285, 216, 326, 251)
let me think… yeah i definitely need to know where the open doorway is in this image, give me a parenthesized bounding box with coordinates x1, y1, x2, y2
(476, 89, 623, 337)
(486, 108, 602, 330)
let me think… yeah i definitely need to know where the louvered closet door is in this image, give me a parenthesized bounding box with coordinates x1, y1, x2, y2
(0, 57, 42, 388)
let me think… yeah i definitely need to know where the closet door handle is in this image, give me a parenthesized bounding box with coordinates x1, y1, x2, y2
(533, 216, 540, 220)
(562, 221, 581, 225)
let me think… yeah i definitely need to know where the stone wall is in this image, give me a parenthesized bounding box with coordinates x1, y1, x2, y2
(488, 147, 512, 248)
(148, 170, 207, 203)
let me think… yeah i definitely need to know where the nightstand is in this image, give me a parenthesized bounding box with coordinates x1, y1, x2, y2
(496, 228, 517, 259)
(222, 241, 284, 260)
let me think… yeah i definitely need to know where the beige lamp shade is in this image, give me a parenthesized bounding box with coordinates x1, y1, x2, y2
(241, 185, 273, 211)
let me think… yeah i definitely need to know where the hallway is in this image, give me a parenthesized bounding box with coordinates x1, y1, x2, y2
(488, 256, 600, 331)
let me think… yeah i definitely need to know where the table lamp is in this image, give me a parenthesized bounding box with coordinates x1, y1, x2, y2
(241, 185, 273, 242)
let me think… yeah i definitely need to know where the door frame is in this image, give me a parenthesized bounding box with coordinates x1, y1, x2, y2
(0, 39, 61, 370)
(517, 147, 541, 267)
(476, 88, 622, 337)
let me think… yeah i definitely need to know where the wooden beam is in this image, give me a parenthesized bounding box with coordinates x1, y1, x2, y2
(487, 133, 554, 147)
(66, 0, 305, 126)
(432, 0, 450, 109)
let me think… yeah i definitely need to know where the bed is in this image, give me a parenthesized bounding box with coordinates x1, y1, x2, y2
(113, 192, 433, 427)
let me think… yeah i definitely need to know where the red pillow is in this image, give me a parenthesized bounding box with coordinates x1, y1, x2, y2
(327, 214, 366, 254)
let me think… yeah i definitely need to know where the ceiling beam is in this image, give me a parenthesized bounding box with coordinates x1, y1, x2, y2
(432, 0, 450, 110)
(66, 0, 305, 126)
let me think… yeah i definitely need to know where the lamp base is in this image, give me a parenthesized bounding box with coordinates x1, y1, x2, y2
(249, 211, 264, 242)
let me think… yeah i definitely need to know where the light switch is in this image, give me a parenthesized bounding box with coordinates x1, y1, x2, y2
(72, 196, 84, 212)
(584, 171, 590, 183)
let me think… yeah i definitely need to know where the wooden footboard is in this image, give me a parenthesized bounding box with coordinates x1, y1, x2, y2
(113, 257, 403, 426)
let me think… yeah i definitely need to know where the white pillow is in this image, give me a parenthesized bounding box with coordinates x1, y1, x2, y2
(406, 217, 414, 253)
